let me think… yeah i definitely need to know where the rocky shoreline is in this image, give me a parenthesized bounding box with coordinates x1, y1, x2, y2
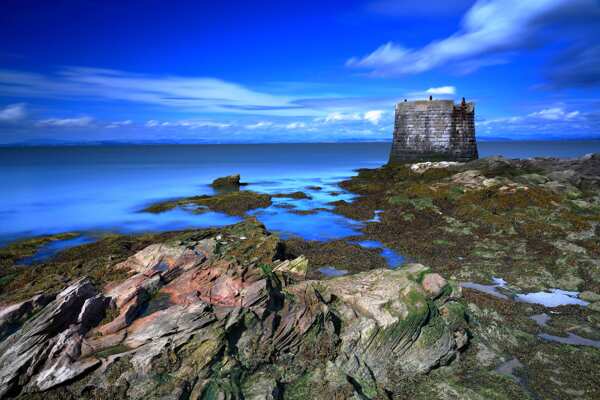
(0, 220, 467, 399)
(0, 154, 599, 399)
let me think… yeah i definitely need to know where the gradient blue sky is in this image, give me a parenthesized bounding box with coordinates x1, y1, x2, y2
(1, 0, 599, 144)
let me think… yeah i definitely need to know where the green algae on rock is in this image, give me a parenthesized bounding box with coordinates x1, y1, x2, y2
(211, 173, 247, 188)
(143, 190, 272, 216)
(272, 191, 312, 200)
(334, 155, 600, 294)
(0, 220, 468, 399)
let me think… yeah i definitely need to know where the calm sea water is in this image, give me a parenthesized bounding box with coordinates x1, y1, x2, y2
(1, 141, 599, 246)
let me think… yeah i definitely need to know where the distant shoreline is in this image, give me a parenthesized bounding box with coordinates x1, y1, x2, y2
(1, 138, 600, 148)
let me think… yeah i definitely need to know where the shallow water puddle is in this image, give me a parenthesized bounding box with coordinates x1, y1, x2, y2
(353, 240, 405, 269)
(318, 266, 349, 277)
(461, 278, 589, 307)
(461, 277, 509, 299)
(17, 235, 96, 265)
(539, 332, 600, 349)
(516, 289, 589, 307)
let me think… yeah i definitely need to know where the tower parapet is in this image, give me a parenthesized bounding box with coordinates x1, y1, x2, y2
(389, 98, 478, 163)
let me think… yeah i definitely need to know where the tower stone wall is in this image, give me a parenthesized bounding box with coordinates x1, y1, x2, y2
(389, 99, 478, 164)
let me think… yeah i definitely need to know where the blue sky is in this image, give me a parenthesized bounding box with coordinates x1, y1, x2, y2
(0, 0, 599, 144)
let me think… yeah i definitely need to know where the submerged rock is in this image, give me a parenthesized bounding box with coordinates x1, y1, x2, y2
(0, 220, 467, 399)
(143, 190, 272, 216)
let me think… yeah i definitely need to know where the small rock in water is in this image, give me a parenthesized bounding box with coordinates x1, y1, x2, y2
(211, 173, 246, 188)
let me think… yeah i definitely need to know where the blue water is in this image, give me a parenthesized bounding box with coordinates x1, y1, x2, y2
(353, 240, 405, 268)
(0, 143, 386, 245)
(17, 236, 96, 265)
(1, 141, 599, 249)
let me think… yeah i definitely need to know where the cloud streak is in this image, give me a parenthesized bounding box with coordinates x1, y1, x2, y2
(0, 67, 311, 117)
(477, 106, 599, 138)
(348, 0, 600, 80)
(0, 103, 26, 122)
(37, 116, 93, 127)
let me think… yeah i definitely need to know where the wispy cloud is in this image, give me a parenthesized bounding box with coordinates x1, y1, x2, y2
(36, 116, 93, 127)
(348, 0, 600, 80)
(477, 106, 598, 138)
(426, 86, 456, 95)
(546, 45, 600, 89)
(245, 121, 273, 130)
(321, 110, 387, 125)
(106, 120, 132, 128)
(323, 112, 362, 123)
(0, 67, 310, 117)
(284, 122, 306, 129)
(144, 119, 232, 129)
(528, 107, 580, 121)
(364, 110, 385, 124)
(0, 103, 26, 122)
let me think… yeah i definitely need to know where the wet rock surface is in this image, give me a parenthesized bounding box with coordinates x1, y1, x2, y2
(211, 174, 247, 189)
(0, 219, 467, 399)
(143, 190, 272, 216)
(2, 154, 600, 399)
(332, 154, 600, 399)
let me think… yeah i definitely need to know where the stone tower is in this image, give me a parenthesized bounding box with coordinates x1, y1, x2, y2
(389, 98, 478, 164)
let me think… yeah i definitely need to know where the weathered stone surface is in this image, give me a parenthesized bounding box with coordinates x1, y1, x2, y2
(422, 272, 448, 298)
(0, 278, 97, 396)
(0, 221, 468, 399)
(410, 161, 462, 174)
(0, 293, 54, 340)
(389, 99, 478, 163)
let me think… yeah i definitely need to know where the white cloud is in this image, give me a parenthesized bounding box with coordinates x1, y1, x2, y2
(348, 0, 600, 76)
(528, 107, 581, 121)
(245, 121, 273, 129)
(37, 116, 93, 127)
(284, 122, 306, 129)
(322, 110, 386, 125)
(363, 110, 384, 124)
(0, 67, 313, 117)
(106, 119, 133, 128)
(476, 106, 597, 138)
(426, 86, 456, 95)
(323, 112, 362, 123)
(145, 119, 231, 129)
(0, 103, 26, 122)
(346, 42, 409, 68)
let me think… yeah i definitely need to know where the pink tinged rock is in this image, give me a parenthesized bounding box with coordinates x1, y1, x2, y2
(105, 273, 152, 309)
(422, 273, 448, 298)
(97, 294, 145, 336)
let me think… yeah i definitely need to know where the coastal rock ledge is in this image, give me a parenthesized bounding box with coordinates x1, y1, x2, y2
(0, 220, 467, 400)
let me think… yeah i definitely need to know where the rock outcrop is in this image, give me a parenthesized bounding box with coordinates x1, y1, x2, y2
(0, 220, 468, 399)
(211, 174, 246, 189)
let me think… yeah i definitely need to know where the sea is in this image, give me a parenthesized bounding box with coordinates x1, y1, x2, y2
(1, 141, 599, 248)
